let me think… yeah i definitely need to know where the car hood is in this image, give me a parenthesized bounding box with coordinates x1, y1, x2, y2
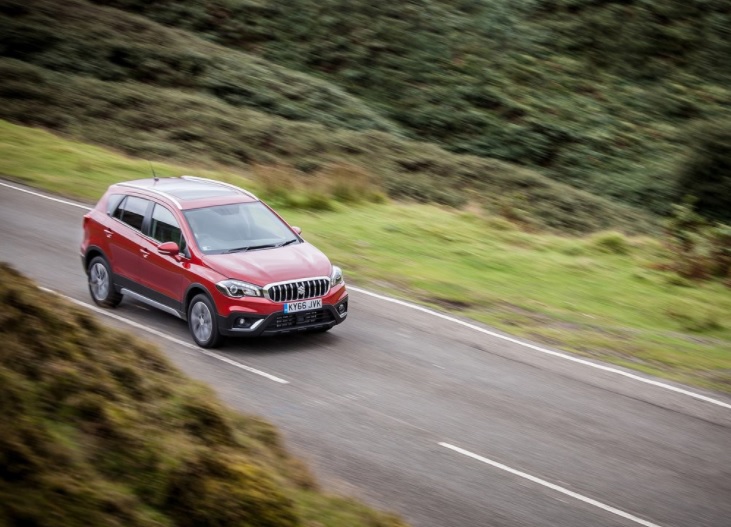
(203, 242, 332, 285)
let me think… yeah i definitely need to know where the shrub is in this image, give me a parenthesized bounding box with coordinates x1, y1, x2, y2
(675, 118, 731, 223)
(665, 306, 724, 333)
(315, 162, 383, 204)
(664, 201, 731, 282)
(590, 231, 630, 255)
(165, 453, 299, 527)
(385, 172, 467, 207)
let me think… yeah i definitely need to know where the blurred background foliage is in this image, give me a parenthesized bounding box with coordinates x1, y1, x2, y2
(88, 0, 731, 215)
(1, 0, 729, 231)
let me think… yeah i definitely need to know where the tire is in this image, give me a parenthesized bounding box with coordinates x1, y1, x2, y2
(188, 294, 223, 348)
(87, 256, 122, 307)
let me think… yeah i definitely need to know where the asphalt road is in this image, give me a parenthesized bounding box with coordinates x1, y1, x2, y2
(2, 180, 730, 527)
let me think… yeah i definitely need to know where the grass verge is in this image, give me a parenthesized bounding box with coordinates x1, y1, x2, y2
(1, 120, 730, 392)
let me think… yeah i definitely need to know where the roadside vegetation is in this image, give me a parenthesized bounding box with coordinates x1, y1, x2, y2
(52, 0, 731, 216)
(2, 120, 730, 392)
(0, 262, 407, 527)
(0, 0, 667, 234)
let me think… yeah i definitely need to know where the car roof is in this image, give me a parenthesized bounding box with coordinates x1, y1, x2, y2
(114, 176, 258, 209)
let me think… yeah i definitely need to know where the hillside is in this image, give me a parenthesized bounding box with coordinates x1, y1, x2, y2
(87, 0, 731, 215)
(0, 263, 406, 527)
(0, 0, 664, 233)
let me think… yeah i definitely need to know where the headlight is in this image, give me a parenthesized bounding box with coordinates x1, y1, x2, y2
(216, 279, 263, 298)
(330, 265, 344, 287)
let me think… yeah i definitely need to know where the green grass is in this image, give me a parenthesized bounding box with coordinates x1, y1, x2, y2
(0, 118, 244, 202)
(1, 120, 730, 392)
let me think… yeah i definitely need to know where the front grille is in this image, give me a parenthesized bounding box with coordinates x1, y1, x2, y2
(270, 309, 334, 330)
(266, 278, 330, 303)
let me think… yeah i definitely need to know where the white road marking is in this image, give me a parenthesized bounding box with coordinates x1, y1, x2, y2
(4, 179, 729, 409)
(0, 180, 91, 210)
(350, 286, 731, 411)
(439, 442, 663, 527)
(39, 287, 290, 384)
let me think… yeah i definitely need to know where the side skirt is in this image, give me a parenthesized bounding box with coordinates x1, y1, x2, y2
(119, 287, 185, 319)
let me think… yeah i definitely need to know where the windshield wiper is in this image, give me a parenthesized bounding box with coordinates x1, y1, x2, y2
(227, 243, 280, 253)
(275, 239, 298, 248)
(226, 246, 251, 253)
(227, 240, 297, 253)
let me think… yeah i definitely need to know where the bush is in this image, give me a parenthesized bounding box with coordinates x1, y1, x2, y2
(590, 231, 630, 255)
(165, 453, 299, 527)
(675, 118, 731, 223)
(664, 201, 731, 281)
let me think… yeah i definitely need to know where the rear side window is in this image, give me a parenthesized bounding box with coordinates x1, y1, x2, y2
(106, 194, 124, 215)
(150, 204, 186, 252)
(113, 196, 149, 231)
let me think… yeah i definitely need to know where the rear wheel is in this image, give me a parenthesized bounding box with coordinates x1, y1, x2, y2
(188, 294, 223, 348)
(87, 256, 122, 307)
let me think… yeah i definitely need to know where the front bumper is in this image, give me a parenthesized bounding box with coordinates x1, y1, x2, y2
(217, 296, 348, 337)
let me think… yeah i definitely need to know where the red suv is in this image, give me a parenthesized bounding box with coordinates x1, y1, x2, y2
(81, 176, 348, 347)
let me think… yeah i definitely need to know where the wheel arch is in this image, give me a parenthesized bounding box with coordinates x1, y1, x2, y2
(83, 246, 107, 273)
(184, 284, 214, 321)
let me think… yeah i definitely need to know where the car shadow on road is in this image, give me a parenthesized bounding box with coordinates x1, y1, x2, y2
(222, 331, 345, 356)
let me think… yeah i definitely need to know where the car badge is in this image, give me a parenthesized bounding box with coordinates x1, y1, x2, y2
(298, 284, 305, 297)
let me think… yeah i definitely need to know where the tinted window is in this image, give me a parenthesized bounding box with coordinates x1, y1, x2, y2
(113, 196, 149, 231)
(150, 204, 186, 252)
(106, 194, 124, 215)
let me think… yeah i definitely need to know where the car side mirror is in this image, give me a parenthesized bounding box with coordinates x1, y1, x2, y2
(158, 241, 180, 255)
(292, 226, 302, 235)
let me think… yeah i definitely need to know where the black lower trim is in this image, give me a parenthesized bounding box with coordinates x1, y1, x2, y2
(114, 274, 184, 316)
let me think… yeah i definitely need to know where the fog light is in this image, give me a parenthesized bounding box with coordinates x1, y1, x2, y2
(337, 301, 347, 315)
(236, 317, 247, 327)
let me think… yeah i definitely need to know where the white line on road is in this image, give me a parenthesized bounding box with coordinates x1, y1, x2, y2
(40, 287, 290, 385)
(0, 180, 91, 210)
(4, 179, 730, 410)
(351, 286, 731, 410)
(439, 442, 663, 527)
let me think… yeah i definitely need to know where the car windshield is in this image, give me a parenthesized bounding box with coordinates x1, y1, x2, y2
(184, 202, 298, 255)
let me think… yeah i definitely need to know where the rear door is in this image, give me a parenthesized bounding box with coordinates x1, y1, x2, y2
(108, 195, 152, 288)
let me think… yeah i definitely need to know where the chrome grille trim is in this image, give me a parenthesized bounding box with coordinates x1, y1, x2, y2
(264, 277, 331, 303)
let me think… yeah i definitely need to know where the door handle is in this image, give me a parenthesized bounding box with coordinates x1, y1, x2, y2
(140, 248, 150, 258)
(104, 228, 113, 238)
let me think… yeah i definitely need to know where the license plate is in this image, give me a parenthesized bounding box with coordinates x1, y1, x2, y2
(283, 298, 322, 313)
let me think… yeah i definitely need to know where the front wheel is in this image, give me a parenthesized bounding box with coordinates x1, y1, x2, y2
(87, 256, 122, 307)
(188, 294, 223, 348)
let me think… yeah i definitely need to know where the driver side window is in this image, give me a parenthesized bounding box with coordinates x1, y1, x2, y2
(150, 203, 187, 253)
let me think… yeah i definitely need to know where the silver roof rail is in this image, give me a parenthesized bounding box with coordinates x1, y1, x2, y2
(180, 175, 258, 200)
(116, 181, 183, 209)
